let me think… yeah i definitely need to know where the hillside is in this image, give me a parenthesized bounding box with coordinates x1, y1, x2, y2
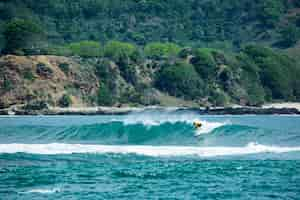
(0, 0, 300, 50)
(1, 45, 300, 109)
(0, 0, 300, 109)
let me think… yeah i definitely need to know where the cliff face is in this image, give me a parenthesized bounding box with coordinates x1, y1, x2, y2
(0, 54, 223, 109)
(1, 44, 300, 109)
(0, 55, 100, 108)
(0, 55, 172, 108)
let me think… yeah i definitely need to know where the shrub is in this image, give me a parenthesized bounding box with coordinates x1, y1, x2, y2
(23, 69, 35, 81)
(58, 94, 72, 107)
(97, 83, 114, 106)
(46, 45, 72, 56)
(242, 46, 298, 100)
(258, 0, 284, 27)
(259, 57, 293, 99)
(178, 48, 193, 59)
(243, 45, 273, 60)
(68, 41, 102, 57)
(103, 41, 138, 85)
(58, 63, 70, 74)
(218, 67, 234, 91)
(118, 61, 137, 85)
(95, 59, 117, 92)
(144, 42, 181, 59)
(236, 53, 266, 105)
(279, 25, 299, 47)
(208, 90, 229, 106)
(190, 48, 218, 80)
(104, 41, 138, 62)
(2, 77, 13, 91)
(156, 62, 204, 100)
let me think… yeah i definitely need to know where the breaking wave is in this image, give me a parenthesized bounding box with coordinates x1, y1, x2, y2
(1, 143, 300, 157)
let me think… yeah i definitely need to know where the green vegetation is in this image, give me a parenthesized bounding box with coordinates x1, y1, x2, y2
(2, 77, 13, 91)
(58, 94, 72, 107)
(279, 25, 300, 47)
(2, 19, 43, 54)
(1, 0, 298, 53)
(104, 41, 138, 62)
(68, 41, 102, 57)
(94, 59, 116, 106)
(191, 48, 218, 81)
(144, 43, 181, 59)
(58, 63, 70, 74)
(46, 46, 72, 56)
(156, 62, 204, 100)
(97, 83, 114, 106)
(258, 0, 284, 27)
(0, 0, 300, 107)
(242, 45, 300, 101)
(23, 69, 35, 81)
(237, 54, 266, 105)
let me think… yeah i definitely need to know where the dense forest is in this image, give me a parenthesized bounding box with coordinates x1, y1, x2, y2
(0, 0, 300, 108)
(1, 0, 300, 50)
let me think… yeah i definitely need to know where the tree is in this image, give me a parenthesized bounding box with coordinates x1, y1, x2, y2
(68, 41, 102, 57)
(156, 62, 204, 100)
(190, 48, 218, 81)
(258, 0, 284, 28)
(3, 19, 43, 54)
(279, 25, 299, 47)
(104, 41, 138, 63)
(236, 53, 266, 105)
(243, 45, 297, 100)
(144, 42, 181, 59)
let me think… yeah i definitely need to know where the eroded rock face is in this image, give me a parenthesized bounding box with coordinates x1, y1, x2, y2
(0, 55, 99, 108)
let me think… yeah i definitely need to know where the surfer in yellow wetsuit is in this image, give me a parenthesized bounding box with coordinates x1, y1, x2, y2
(193, 120, 202, 129)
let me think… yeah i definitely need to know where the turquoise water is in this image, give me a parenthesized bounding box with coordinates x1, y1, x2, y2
(0, 111, 300, 199)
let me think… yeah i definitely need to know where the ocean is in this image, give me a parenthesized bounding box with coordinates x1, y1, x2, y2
(0, 110, 299, 199)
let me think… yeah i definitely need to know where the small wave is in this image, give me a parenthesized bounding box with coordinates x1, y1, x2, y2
(19, 188, 60, 194)
(1, 143, 300, 157)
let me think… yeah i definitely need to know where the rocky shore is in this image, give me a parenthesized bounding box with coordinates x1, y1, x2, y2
(1, 104, 300, 115)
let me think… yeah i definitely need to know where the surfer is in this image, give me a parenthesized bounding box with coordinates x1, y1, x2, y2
(193, 120, 202, 129)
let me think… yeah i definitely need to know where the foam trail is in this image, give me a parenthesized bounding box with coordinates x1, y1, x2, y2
(1, 143, 300, 157)
(19, 188, 60, 194)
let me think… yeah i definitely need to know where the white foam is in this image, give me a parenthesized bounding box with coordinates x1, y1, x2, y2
(116, 112, 228, 135)
(120, 112, 199, 126)
(20, 188, 60, 194)
(1, 143, 299, 157)
(195, 121, 227, 135)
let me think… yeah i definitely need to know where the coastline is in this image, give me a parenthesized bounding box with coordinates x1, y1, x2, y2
(1, 103, 300, 115)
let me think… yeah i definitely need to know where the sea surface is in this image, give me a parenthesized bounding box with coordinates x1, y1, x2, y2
(0, 110, 300, 199)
